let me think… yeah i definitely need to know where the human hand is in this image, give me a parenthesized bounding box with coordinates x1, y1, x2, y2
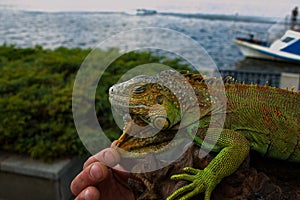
(70, 145, 135, 200)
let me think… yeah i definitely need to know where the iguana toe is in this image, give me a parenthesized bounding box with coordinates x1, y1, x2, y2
(167, 167, 219, 200)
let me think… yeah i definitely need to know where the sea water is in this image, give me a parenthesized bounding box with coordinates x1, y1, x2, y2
(1, 7, 300, 73)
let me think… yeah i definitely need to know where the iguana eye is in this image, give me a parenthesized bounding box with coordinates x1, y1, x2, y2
(156, 95, 164, 104)
(152, 116, 170, 130)
(132, 85, 146, 94)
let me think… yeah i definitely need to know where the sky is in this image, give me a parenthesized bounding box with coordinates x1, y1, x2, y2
(1, 0, 299, 18)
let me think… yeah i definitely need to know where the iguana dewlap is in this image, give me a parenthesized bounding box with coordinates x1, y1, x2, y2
(109, 70, 300, 200)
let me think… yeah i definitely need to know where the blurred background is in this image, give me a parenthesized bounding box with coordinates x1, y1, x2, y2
(0, 1, 299, 199)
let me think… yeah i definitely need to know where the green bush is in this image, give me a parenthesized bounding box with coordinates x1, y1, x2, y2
(0, 44, 190, 161)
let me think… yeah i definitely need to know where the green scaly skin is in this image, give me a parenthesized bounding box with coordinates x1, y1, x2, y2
(109, 70, 300, 200)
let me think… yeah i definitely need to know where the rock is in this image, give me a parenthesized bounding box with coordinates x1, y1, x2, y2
(128, 144, 300, 200)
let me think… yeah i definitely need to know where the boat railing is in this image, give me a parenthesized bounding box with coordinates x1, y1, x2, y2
(274, 15, 300, 32)
(234, 15, 300, 46)
(233, 29, 269, 45)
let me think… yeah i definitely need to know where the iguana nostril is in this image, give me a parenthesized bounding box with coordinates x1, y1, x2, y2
(109, 86, 114, 94)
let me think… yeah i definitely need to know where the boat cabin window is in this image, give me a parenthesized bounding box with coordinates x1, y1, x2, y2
(281, 37, 295, 43)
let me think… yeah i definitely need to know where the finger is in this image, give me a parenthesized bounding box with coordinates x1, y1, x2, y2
(82, 140, 119, 169)
(94, 147, 120, 167)
(111, 140, 118, 147)
(110, 167, 135, 183)
(74, 186, 100, 200)
(84, 147, 120, 169)
(71, 162, 109, 196)
(83, 156, 98, 169)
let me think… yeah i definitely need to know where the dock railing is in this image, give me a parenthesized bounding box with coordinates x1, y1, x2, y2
(218, 69, 300, 90)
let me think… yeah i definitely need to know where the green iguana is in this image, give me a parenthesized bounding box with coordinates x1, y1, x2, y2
(109, 69, 300, 200)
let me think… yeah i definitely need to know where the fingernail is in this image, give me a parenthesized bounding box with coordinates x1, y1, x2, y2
(90, 164, 102, 180)
(111, 140, 118, 147)
(103, 151, 116, 166)
(84, 189, 92, 200)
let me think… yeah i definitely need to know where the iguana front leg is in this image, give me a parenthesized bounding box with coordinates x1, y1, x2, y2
(167, 128, 250, 200)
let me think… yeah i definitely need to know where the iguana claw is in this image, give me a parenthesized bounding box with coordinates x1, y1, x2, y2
(167, 167, 219, 200)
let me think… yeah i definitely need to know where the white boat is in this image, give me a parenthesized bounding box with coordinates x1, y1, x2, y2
(136, 9, 157, 15)
(233, 29, 300, 63)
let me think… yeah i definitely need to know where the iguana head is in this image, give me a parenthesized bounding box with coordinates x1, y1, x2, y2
(109, 73, 181, 130)
(109, 70, 208, 155)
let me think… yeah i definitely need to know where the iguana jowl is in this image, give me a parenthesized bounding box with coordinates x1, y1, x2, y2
(109, 70, 300, 200)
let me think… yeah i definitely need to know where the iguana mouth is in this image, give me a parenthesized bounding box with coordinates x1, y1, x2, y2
(113, 121, 178, 157)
